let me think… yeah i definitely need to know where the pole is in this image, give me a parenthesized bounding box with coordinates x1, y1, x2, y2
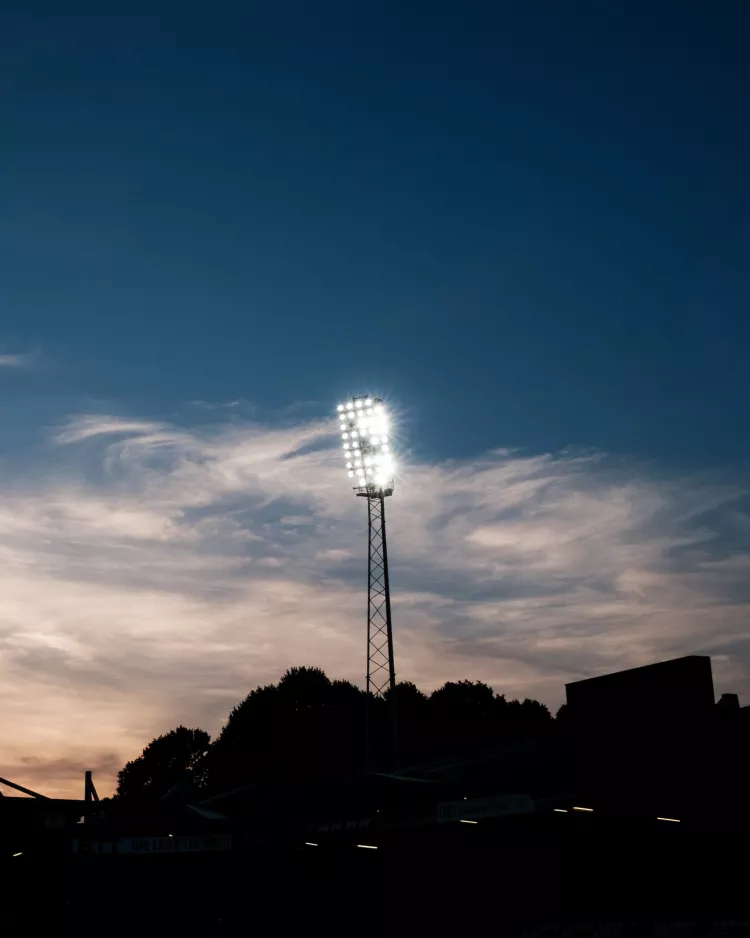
(364, 493, 399, 771)
(0, 776, 48, 799)
(365, 501, 372, 770)
(379, 494, 399, 770)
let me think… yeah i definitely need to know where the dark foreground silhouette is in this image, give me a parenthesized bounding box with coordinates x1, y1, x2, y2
(3, 656, 749, 935)
(113, 666, 554, 804)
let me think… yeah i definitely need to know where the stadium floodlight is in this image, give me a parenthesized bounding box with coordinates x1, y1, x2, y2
(338, 396, 395, 497)
(336, 395, 398, 770)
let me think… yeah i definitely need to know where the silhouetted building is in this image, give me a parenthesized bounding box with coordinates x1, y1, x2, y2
(566, 654, 715, 727)
(564, 655, 750, 829)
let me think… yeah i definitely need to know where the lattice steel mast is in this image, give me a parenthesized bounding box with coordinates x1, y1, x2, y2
(364, 494, 395, 699)
(336, 396, 399, 770)
(363, 490, 398, 768)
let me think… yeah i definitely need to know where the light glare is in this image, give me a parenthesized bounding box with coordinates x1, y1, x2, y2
(337, 396, 395, 491)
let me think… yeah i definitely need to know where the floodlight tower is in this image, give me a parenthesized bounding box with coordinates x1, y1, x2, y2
(336, 396, 398, 770)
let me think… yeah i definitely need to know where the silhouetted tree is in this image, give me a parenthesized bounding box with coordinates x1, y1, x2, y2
(555, 702, 572, 731)
(208, 683, 281, 790)
(520, 697, 552, 723)
(115, 726, 210, 804)
(208, 668, 366, 789)
(504, 697, 553, 736)
(389, 681, 429, 712)
(329, 677, 367, 709)
(428, 680, 501, 755)
(384, 681, 430, 764)
(431, 679, 496, 716)
(278, 665, 331, 709)
(326, 679, 367, 770)
(118, 668, 557, 796)
(276, 666, 334, 776)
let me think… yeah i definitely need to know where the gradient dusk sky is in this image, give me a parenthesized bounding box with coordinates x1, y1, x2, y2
(2, 2, 749, 796)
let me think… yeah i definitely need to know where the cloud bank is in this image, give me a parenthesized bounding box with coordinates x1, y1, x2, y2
(0, 411, 748, 797)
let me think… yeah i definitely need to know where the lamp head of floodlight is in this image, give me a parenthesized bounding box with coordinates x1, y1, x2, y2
(337, 396, 394, 496)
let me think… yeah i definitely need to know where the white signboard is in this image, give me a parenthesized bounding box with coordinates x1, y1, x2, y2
(73, 834, 232, 855)
(437, 794, 535, 823)
(118, 834, 232, 854)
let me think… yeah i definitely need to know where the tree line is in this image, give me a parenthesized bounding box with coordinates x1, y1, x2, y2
(114, 666, 557, 804)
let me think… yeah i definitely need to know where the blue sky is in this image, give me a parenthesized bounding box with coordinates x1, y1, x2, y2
(1, 3, 749, 795)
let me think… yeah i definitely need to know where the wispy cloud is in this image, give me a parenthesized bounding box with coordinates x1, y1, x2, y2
(0, 410, 748, 797)
(55, 415, 169, 444)
(0, 353, 30, 368)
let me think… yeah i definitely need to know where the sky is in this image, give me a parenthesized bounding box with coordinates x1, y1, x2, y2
(1, 1, 749, 797)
